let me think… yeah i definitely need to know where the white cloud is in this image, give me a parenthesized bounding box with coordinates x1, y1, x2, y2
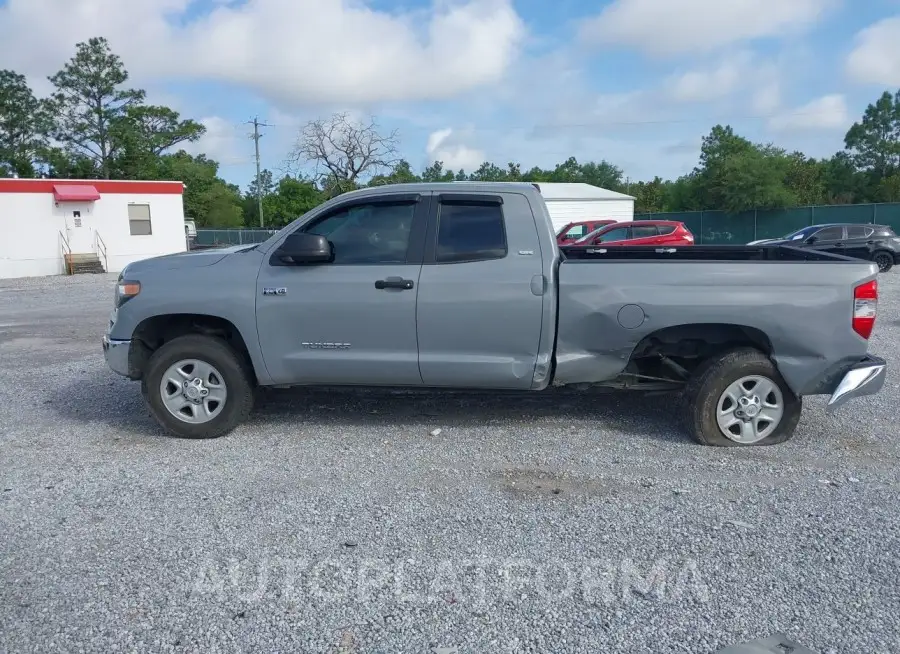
(768, 94, 850, 132)
(665, 53, 754, 103)
(579, 0, 835, 56)
(846, 16, 900, 86)
(180, 116, 248, 165)
(0, 0, 526, 106)
(425, 128, 485, 171)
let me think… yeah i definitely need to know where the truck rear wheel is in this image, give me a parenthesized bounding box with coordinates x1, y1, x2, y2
(681, 348, 801, 446)
(141, 334, 254, 439)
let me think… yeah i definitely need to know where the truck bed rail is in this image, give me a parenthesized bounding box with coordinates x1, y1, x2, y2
(560, 244, 858, 263)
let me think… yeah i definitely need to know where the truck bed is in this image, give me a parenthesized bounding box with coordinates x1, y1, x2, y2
(560, 244, 857, 262)
(553, 247, 879, 396)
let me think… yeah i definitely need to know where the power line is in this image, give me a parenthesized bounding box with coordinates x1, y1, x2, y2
(247, 117, 271, 227)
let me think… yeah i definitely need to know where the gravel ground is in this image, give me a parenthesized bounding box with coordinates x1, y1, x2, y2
(1, 271, 899, 654)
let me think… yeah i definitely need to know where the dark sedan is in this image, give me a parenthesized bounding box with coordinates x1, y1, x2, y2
(748, 223, 900, 272)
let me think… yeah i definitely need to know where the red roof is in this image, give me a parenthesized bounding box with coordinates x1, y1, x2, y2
(53, 184, 101, 202)
(0, 179, 184, 195)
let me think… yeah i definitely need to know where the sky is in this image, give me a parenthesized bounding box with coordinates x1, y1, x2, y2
(0, 0, 899, 191)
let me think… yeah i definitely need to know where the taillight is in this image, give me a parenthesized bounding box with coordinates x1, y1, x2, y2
(852, 279, 878, 339)
(684, 233, 694, 242)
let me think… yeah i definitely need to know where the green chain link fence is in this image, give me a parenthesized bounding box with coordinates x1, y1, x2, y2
(193, 229, 278, 247)
(635, 203, 900, 244)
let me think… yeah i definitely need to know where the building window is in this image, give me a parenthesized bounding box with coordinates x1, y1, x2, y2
(128, 204, 152, 236)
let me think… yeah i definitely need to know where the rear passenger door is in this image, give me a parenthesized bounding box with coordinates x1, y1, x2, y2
(844, 225, 874, 260)
(592, 226, 631, 245)
(628, 224, 660, 245)
(416, 192, 544, 389)
(806, 226, 846, 256)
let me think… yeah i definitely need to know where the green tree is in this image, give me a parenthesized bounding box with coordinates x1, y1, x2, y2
(112, 105, 206, 179)
(0, 70, 50, 177)
(421, 161, 455, 182)
(47, 37, 145, 179)
(243, 168, 276, 226)
(468, 161, 506, 181)
(664, 174, 702, 211)
(717, 147, 795, 213)
(157, 151, 242, 227)
(263, 176, 323, 227)
(692, 125, 756, 208)
(632, 177, 667, 213)
(783, 152, 826, 206)
(844, 90, 900, 180)
(822, 152, 870, 204)
(368, 159, 421, 186)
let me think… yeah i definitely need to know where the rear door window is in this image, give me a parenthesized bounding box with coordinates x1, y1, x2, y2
(436, 201, 507, 263)
(597, 227, 631, 242)
(631, 225, 659, 239)
(656, 224, 676, 235)
(847, 225, 874, 239)
(812, 226, 844, 241)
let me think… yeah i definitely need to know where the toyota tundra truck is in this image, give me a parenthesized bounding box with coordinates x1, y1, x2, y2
(102, 182, 887, 446)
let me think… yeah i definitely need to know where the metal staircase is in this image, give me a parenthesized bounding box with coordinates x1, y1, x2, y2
(59, 231, 108, 275)
(66, 253, 106, 275)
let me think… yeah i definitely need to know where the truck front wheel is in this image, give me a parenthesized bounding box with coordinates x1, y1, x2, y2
(681, 348, 801, 446)
(141, 334, 254, 439)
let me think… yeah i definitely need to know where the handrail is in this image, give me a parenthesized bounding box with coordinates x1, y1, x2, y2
(95, 231, 108, 271)
(59, 231, 72, 275)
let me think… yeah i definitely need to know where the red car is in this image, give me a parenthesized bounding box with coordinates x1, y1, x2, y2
(556, 219, 619, 245)
(573, 220, 694, 246)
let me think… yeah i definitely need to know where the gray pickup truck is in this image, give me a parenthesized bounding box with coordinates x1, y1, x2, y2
(102, 182, 887, 446)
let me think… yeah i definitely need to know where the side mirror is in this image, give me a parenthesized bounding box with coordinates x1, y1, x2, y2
(273, 232, 333, 265)
(805, 236, 818, 244)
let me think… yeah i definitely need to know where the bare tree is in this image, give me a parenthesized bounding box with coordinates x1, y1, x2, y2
(288, 112, 400, 194)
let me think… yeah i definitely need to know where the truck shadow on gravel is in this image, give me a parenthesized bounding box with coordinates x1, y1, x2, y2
(49, 375, 690, 444)
(252, 386, 689, 444)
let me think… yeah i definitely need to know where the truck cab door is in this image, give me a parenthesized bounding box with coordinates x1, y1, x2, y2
(415, 192, 545, 389)
(256, 193, 429, 386)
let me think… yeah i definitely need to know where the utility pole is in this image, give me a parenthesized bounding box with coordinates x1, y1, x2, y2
(248, 117, 271, 228)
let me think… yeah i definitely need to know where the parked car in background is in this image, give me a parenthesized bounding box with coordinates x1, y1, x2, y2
(574, 220, 694, 246)
(556, 219, 618, 245)
(748, 223, 900, 272)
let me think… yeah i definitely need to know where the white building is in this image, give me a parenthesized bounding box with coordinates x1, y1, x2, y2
(533, 182, 635, 232)
(0, 178, 187, 279)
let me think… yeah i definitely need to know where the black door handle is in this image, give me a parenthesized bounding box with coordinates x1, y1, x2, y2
(375, 278, 414, 290)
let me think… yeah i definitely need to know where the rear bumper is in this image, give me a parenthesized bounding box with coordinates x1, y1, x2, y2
(825, 356, 887, 414)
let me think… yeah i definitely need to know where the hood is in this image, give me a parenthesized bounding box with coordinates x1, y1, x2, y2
(121, 245, 250, 275)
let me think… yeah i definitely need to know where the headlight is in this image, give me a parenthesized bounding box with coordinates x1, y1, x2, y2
(115, 280, 141, 307)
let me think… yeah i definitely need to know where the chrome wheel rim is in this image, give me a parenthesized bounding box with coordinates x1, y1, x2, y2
(159, 359, 228, 424)
(716, 375, 784, 444)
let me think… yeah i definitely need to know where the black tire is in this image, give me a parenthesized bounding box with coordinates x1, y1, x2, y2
(680, 348, 801, 447)
(141, 334, 254, 439)
(873, 251, 893, 273)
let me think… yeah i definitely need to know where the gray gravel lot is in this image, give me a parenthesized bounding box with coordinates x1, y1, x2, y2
(1, 271, 899, 654)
